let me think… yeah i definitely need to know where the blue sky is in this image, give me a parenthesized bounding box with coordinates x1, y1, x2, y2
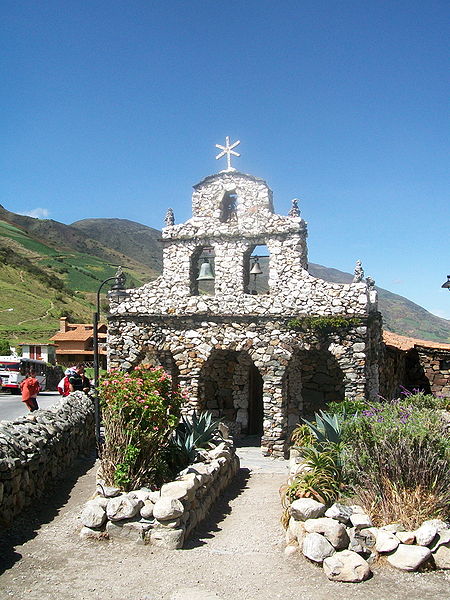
(1, 1, 449, 318)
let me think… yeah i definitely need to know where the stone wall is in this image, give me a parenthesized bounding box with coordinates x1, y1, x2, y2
(0, 392, 95, 526)
(80, 439, 240, 549)
(416, 347, 450, 397)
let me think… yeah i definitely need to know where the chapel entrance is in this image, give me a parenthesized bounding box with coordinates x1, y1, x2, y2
(198, 349, 264, 437)
(285, 347, 345, 422)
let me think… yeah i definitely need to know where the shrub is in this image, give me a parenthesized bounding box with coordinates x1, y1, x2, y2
(342, 402, 450, 528)
(327, 398, 369, 416)
(99, 365, 184, 491)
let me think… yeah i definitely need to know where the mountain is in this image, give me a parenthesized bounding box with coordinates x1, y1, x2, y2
(0, 205, 449, 344)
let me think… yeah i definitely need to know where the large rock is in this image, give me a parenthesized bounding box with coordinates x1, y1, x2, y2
(304, 517, 350, 549)
(325, 503, 353, 524)
(140, 500, 154, 520)
(430, 529, 450, 552)
(290, 498, 326, 521)
(79, 525, 107, 540)
(153, 497, 184, 521)
(348, 527, 377, 554)
(433, 544, 450, 570)
(106, 495, 143, 521)
(150, 527, 185, 549)
(302, 532, 335, 563)
(396, 531, 415, 545)
(376, 529, 400, 553)
(286, 518, 306, 547)
(106, 519, 148, 543)
(80, 502, 107, 529)
(161, 480, 196, 502)
(387, 544, 431, 571)
(349, 512, 373, 530)
(323, 550, 371, 582)
(415, 523, 438, 547)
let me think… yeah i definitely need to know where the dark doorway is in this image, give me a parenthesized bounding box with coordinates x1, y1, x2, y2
(247, 363, 263, 435)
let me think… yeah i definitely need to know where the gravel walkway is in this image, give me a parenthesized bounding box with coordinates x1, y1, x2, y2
(0, 447, 448, 600)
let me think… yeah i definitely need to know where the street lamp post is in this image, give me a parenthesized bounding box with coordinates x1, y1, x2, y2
(93, 266, 128, 453)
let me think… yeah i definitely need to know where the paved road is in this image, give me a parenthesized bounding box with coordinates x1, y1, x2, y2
(0, 390, 61, 421)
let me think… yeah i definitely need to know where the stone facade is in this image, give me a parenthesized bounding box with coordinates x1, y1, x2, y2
(0, 392, 94, 526)
(108, 169, 381, 456)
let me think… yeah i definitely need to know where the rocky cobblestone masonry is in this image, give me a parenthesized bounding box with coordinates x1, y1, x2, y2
(0, 392, 94, 526)
(109, 169, 382, 456)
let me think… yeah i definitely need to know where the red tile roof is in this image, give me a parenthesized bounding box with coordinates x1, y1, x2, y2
(383, 330, 450, 352)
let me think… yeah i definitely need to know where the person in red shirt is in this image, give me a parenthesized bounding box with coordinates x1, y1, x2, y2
(20, 369, 41, 412)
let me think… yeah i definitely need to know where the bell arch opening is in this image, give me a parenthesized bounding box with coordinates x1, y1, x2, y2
(243, 244, 269, 295)
(219, 191, 238, 223)
(198, 349, 264, 438)
(190, 245, 215, 296)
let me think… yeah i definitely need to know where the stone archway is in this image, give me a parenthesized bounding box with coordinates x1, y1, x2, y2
(285, 346, 346, 421)
(133, 345, 180, 389)
(198, 349, 264, 437)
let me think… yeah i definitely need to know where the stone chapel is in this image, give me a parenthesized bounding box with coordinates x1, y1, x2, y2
(108, 142, 382, 456)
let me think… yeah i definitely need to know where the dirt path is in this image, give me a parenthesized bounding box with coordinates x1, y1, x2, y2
(0, 450, 449, 600)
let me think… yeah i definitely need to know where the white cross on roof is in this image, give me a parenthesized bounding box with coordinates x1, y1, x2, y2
(215, 137, 241, 171)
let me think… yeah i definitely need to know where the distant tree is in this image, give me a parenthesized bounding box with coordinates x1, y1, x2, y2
(0, 339, 11, 355)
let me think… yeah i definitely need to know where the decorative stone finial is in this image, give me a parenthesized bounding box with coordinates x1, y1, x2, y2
(164, 208, 175, 227)
(215, 136, 241, 171)
(288, 198, 300, 218)
(366, 276, 376, 289)
(353, 260, 364, 283)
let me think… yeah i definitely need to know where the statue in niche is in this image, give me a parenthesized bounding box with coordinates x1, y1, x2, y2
(353, 260, 364, 283)
(164, 208, 175, 227)
(288, 198, 300, 217)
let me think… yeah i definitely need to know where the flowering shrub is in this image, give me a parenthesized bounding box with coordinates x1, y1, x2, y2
(99, 365, 185, 491)
(342, 399, 450, 527)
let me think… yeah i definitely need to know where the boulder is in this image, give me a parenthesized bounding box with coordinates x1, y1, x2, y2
(284, 542, 299, 557)
(349, 512, 373, 530)
(396, 531, 415, 545)
(150, 527, 185, 549)
(80, 502, 107, 529)
(375, 529, 400, 553)
(429, 529, 450, 552)
(325, 503, 353, 524)
(286, 518, 306, 547)
(160, 481, 191, 502)
(153, 497, 184, 521)
(97, 484, 121, 498)
(415, 523, 438, 547)
(106, 519, 148, 544)
(323, 550, 371, 582)
(140, 500, 154, 519)
(79, 526, 107, 540)
(387, 544, 431, 571)
(433, 544, 450, 570)
(290, 498, 326, 521)
(106, 495, 143, 521)
(304, 517, 350, 549)
(302, 532, 335, 563)
(348, 527, 377, 554)
(128, 489, 151, 503)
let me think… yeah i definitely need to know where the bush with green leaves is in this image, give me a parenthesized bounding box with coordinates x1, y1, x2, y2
(342, 401, 450, 528)
(99, 365, 184, 491)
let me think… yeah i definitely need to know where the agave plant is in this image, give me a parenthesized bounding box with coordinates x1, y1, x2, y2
(302, 410, 342, 444)
(172, 411, 222, 465)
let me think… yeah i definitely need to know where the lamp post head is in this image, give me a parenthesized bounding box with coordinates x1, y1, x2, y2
(442, 275, 450, 290)
(109, 266, 129, 299)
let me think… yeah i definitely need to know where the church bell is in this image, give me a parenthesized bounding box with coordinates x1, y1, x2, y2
(250, 257, 263, 275)
(197, 258, 215, 280)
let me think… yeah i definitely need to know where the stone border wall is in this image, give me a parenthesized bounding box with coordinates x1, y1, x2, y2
(0, 392, 95, 526)
(80, 439, 240, 549)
